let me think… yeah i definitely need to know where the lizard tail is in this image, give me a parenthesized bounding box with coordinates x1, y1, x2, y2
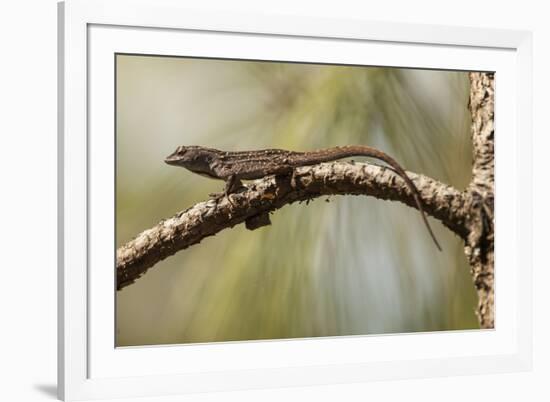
(299, 146, 442, 251)
(408, 184, 442, 252)
(368, 150, 443, 252)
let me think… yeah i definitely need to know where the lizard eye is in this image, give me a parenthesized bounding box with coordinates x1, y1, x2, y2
(177, 146, 186, 155)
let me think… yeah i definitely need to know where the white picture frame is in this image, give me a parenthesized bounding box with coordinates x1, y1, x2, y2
(58, 0, 533, 400)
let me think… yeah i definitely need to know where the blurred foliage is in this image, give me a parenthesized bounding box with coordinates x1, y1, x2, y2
(115, 55, 478, 346)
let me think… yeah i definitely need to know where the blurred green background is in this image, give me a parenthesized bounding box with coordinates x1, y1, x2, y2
(115, 55, 478, 347)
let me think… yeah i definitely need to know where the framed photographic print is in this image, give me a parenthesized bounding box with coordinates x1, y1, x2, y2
(58, 0, 533, 400)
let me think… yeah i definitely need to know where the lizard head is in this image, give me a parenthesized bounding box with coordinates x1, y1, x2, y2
(164, 145, 218, 176)
(165, 145, 191, 166)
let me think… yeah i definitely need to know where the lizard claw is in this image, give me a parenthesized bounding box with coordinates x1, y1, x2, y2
(209, 191, 237, 208)
(208, 192, 224, 199)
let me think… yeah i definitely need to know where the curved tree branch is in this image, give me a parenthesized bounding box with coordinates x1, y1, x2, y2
(117, 162, 468, 290)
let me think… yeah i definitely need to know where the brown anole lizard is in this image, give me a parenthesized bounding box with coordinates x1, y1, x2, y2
(165, 145, 441, 251)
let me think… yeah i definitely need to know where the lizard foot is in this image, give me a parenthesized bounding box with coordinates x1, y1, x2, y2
(208, 191, 224, 199)
(209, 191, 238, 208)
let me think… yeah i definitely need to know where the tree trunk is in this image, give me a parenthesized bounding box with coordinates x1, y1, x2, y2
(463, 72, 495, 328)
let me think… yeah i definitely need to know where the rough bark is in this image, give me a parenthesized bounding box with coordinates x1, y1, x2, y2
(117, 163, 467, 290)
(463, 72, 495, 329)
(115, 72, 495, 331)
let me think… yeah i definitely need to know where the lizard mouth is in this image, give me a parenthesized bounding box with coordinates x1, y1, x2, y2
(164, 153, 181, 165)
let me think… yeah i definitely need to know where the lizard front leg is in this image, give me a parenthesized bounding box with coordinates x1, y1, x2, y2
(209, 174, 243, 206)
(223, 174, 243, 195)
